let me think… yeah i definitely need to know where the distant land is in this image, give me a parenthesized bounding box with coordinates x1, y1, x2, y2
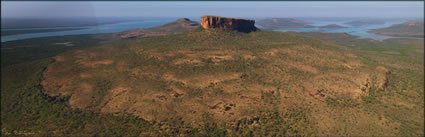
(4, 17, 422, 42)
(344, 20, 386, 26)
(0, 17, 173, 38)
(257, 18, 315, 29)
(0, 18, 201, 67)
(257, 18, 352, 29)
(369, 20, 424, 38)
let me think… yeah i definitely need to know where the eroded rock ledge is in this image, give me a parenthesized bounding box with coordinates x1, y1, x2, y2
(200, 15, 257, 33)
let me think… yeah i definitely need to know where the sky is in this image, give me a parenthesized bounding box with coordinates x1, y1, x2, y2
(1, 1, 424, 19)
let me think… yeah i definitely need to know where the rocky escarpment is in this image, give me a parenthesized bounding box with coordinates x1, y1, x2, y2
(200, 15, 257, 33)
(360, 66, 392, 94)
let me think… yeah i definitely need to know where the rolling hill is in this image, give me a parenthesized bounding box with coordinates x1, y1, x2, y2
(2, 17, 424, 136)
(118, 18, 200, 39)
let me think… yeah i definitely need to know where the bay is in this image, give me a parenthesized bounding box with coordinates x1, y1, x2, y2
(1, 18, 178, 42)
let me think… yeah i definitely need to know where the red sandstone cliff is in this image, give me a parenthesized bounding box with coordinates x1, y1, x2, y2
(200, 16, 257, 33)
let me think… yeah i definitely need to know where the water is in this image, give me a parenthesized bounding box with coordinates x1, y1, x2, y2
(1, 18, 420, 42)
(1, 18, 178, 42)
(273, 19, 409, 39)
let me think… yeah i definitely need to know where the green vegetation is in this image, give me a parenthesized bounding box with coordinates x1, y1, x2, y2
(1, 26, 423, 136)
(1, 34, 112, 67)
(1, 59, 155, 136)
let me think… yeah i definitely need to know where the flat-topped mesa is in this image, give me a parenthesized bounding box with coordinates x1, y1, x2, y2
(200, 15, 257, 33)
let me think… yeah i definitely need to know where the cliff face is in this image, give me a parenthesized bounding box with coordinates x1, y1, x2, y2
(200, 16, 257, 33)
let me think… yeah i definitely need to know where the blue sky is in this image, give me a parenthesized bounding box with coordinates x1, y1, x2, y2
(1, 2, 424, 19)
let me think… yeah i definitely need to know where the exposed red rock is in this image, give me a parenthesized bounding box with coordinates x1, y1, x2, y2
(200, 15, 257, 33)
(376, 67, 391, 91)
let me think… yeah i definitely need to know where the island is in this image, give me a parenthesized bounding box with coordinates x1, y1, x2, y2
(318, 24, 347, 29)
(344, 20, 385, 26)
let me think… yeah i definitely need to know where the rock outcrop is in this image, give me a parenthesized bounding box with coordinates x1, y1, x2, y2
(200, 15, 257, 33)
(376, 67, 391, 91)
(360, 67, 392, 94)
(360, 78, 372, 93)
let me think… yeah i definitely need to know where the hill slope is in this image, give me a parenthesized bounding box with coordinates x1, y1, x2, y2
(118, 18, 200, 39)
(38, 27, 424, 136)
(369, 20, 424, 38)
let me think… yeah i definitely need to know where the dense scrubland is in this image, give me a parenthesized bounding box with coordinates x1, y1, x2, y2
(1, 26, 423, 136)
